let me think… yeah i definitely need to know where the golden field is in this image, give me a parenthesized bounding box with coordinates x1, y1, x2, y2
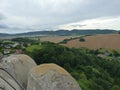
(61, 34, 120, 50)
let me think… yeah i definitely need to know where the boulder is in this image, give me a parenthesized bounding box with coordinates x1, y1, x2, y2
(0, 69, 22, 90)
(27, 63, 81, 90)
(1, 54, 37, 89)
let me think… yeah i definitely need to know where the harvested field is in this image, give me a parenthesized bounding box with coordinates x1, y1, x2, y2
(40, 36, 79, 43)
(61, 34, 120, 50)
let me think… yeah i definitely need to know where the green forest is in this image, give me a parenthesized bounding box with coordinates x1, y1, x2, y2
(25, 41, 120, 90)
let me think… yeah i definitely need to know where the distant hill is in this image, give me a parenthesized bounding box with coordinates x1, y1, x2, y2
(0, 33, 10, 37)
(0, 29, 118, 38)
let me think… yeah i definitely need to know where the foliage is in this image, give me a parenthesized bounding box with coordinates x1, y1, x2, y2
(79, 37, 85, 42)
(59, 37, 78, 44)
(111, 85, 120, 90)
(59, 39, 68, 44)
(25, 42, 120, 90)
(118, 31, 120, 34)
(11, 37, 36, 43)
(26, 45, 42, 53)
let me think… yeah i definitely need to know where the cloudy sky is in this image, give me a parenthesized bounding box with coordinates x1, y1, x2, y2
(0, 0, 120, 33)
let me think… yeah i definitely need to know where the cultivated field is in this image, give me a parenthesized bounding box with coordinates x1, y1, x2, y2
(61, 34, 120, 50)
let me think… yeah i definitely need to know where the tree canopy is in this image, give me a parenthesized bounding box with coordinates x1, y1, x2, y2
(25, 42, 120, 90)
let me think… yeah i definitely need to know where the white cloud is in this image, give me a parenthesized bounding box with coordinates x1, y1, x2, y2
(58, 17, 120, 30)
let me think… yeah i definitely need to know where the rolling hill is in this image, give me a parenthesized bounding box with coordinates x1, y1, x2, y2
(0, 29, 118, 38)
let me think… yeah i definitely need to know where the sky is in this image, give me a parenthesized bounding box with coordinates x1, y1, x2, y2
(0, 0, 120, 33)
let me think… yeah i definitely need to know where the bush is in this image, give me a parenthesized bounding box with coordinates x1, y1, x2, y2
(59, 39, 68, 44)
(79, 38, 85, 42)
(59, 37, 79, 44)
(118, 31, 120, 34)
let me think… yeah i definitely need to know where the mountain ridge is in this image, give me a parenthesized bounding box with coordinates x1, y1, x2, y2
(0, 29, 118, 37)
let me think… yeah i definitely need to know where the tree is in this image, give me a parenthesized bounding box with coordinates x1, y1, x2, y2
(111, 85, 120, 90)
(113, 50, 120, 57)
(25, 41, 120, 90)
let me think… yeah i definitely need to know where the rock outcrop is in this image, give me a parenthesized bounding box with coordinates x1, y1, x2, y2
(0, 55, 81, 90)
(0, 54, 37, 89)
(27, 63, 81, 90)
(0, 68, 22, 90)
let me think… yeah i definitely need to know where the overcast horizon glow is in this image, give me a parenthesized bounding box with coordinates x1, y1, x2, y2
(0, 0, 120, 33)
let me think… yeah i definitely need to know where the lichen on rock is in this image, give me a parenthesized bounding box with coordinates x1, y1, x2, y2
(27, 63, 81, 90)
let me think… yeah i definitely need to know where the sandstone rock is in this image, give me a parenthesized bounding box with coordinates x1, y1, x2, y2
(27, 63, 81, 90)
(1, 54, 37, 89)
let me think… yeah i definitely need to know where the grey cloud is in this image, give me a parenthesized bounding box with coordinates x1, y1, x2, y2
(0, 0, 120, 33)
(68, 0, 120, 21)
(0, 13, 5, 20)
(0, 24, 9, 29)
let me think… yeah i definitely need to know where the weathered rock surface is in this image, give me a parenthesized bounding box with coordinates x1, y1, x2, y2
(0, 69, 22, 90)
(27, 63, 81, 90)
(0, 54, 37, 89)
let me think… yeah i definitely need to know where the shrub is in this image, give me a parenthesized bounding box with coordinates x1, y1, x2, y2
(79, 38, 85, 42)
(118, 31, 120, 34)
